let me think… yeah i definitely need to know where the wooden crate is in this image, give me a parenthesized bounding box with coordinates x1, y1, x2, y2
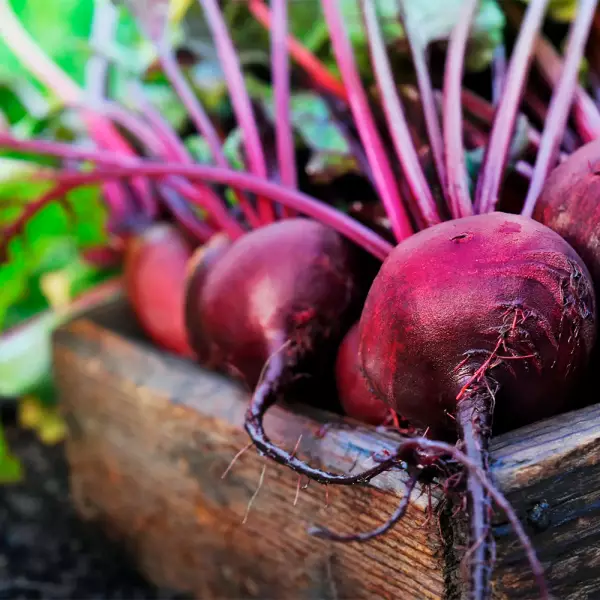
(52, 297, 600, 599)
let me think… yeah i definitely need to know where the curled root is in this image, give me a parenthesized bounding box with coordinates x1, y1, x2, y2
(244, 340, 403, 485)
(308, 474, 418, 542)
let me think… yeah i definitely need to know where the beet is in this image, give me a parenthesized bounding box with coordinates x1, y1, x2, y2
(124, 223, 196, 357)
(356, 212, 595, 596)
(335, 323, 390, 425)
(360, 213, 595, 436)
(184, 217, 376, 478)
(533, 139, 600, 292)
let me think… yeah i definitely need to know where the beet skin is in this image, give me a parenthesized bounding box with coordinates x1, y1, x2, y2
(336, 323, 390, 425)
(124, 223, 195, 357)
(359, 212, 596, 438)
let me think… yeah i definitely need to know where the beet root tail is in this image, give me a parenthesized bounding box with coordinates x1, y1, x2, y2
(243, 343, 402, 485)
(308, 473, 418, 542)
(457, 393, 494, 600)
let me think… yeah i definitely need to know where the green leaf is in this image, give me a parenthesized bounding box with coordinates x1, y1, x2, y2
(244, 76, 357, 182)
(0, 159, 108, 331)
(137, 81, 189, 130)
(0, 428, 22, 484)
(222, 128, 246, 171)
(0, 310, 60, 397)
(306, 152, 360, 184)
(185, 134, 213, 163)
(0, 0, 95, 88)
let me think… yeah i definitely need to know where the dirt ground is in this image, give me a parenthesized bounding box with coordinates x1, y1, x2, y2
(0, 422, 190, 600)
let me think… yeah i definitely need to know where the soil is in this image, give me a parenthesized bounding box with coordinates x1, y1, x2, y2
(0, 422, 190, 600)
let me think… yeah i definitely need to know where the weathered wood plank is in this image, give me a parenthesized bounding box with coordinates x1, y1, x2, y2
(54, 301, 444, 600)
(53, 298, 600, 599)
(487, 402, 600, 599)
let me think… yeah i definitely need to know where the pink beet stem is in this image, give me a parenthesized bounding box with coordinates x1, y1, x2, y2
(248, 0, 347, 101)
(272, 0, 297, 218)
(491, 44, 507, 106)
(152, 40, 261, 226)
(361, 0, 440, 228)
(200, 0, 275, 223)
(89, 100, 243, 237)
(522, 0, 597, 218)
(128, 86, 193, 162)
(29, 160, 393, 260)
(460, 89, 543, 155)
(475, 0, 550, 214)
(158, 185, 215, 243)
(85, 0, 135, 227)
(0, 134, 391, 258)
(128, 87, 261, 229)
(399, 8, 447, 198)
(535, 36, 600, 142)
(321, 0, 413, 243)
(97, 100, 239, 239)
(443, 0, 478, 218)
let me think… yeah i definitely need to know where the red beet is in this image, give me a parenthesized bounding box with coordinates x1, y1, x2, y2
(335, 323, 390, 425)
(356, 212, 595, 596)
(124, 223, 196, 357)
(533, 139, 600, 292)
(184, 217, 376, 479)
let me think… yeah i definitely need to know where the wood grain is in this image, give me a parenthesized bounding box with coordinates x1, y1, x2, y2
(54, 300, 444, 600)
(53, 299, 600, 599)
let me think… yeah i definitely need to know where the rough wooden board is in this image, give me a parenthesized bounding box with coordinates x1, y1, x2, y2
(53, 304, 445, 600)
(486, 403, 600, 600)
(53, 299, 600, 600)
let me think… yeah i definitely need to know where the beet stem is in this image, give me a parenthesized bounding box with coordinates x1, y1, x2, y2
(308, 474, 418, 542)
(491, 44, 507, 107)
(442, 0, 477, 219)
(523, 87, 580, 154)
(271, 0, 297, 218)
(506, 4, 600, 142)
(85, 0, 134, 228)
(321, 0, 414, 243)
(399, 4, 447, 199)
(151, 40, 261, 227)
(461, 88, 542, 154)
(0, 141, 393, 259)
(123, 89, 253, 232)
(361, 0, 440, 228)
(157, 185, 215, 243)
(155, 43, 227, 165)
(474, 0, 550, 214)
(248, 0, 347, 101)
(200, 0, 275, 223)
(522, 0, 597, 218)
(0, 134, 245, 241)
(128, 86, 193, 162)
(85, 104, 244, 237)
(457, 398, 493, 600)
